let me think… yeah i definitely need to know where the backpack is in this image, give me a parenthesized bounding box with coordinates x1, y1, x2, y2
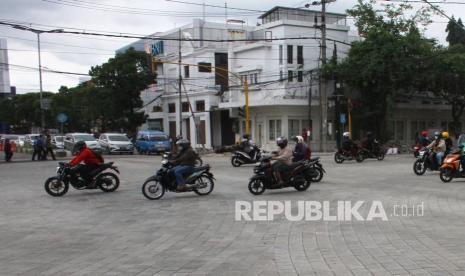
(90, 149, 104, 163)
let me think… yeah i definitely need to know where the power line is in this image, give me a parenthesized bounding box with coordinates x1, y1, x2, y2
(165, 0, 266, 12)
(0, 62, 89, 76)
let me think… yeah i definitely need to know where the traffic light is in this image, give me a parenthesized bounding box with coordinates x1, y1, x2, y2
(238, 106, 245, 118)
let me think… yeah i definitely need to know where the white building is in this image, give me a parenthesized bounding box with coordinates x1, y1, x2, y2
(128, 6, 351, 151)
(0, 38, 11, 95)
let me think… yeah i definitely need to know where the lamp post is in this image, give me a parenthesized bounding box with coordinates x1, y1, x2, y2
(13, 26, 63, 131)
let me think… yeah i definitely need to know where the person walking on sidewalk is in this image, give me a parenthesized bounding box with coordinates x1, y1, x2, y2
(32, 136, 44, 161)
(4, 138, 13, 162)
(44, 134, 56, 160)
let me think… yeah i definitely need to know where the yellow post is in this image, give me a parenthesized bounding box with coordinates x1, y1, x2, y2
(244, 79, 250, 135)
(348, 97, 352, 138)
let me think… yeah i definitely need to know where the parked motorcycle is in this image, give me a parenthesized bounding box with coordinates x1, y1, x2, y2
(334, 147, 364, 163)
(359, 140, 385, 161)
(142, 154, 214, 200)
(413, 147, 442, 175)
(44, 162, 120, 197)
(231, 146, 261, 167)
(439, 149, 464, 182)
(248, 156, 311, 195)
(306, 157, 325, 182)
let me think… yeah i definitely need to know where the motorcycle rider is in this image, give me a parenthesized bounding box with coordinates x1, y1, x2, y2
(240, 134, 256, 159)
(292, 135, 308, 162)
(427, 131, 446, 167)
(419, 131, 430, 147)
(69, 141, 103, 187)
(362, 131, 375, 153)
(442, 131, 453, 155)
(271, 137, 293, 185)
(170, 139, 197, 191)
(342, 132, 357, 153)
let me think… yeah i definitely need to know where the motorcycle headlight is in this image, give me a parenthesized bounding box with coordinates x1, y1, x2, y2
(161, 159, 168, 165)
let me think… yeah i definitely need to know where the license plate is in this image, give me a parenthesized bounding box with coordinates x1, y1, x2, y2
(419, 151, 425, 157)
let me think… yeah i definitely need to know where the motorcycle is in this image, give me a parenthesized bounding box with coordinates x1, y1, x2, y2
(334, 147, 364, 163)
(142, 154, 215, 200)
(248, 156, 311, 195)
(44, 162, 120, 197)
(359, 141, 385, 161)
(231, 146, 261, 167)
(306, 157, 325, 182)
(412, 143, 422, 158)
(439, 149, 465, 182)
(413, 147, 442, 175)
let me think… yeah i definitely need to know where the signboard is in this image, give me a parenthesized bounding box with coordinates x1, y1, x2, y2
(41, 98, 52, 110)
(340, 113, 347, 124)
(57, 113, 68, 123)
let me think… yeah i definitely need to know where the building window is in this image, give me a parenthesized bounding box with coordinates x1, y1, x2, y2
(196, 100, 205, 112)
(288, 70, 294, 82)
(279, 45, 283, 65)
(288, 119, 300, 138)
(297, 45, 303, 64)
(198, 62, 212, 72)
(182, 102, 189, 112)
(287, 45, 293, 64)
(297, 71, 303, 82)
(152, 105, 163, 112)
(269, 119, 282, 140)
(168, 103, 175, 113)
(184, 65, 190, 78)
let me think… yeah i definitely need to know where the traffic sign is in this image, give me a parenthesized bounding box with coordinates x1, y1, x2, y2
(340, 113, 346, 124)
(57, 113, 68, 123)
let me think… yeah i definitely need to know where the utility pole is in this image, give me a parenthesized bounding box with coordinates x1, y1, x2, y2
(178, 28, 183, 137)
(333, 41, 342, 150)
(36, 32, 45, 131)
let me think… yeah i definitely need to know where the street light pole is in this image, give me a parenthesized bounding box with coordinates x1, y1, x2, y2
(36, 31, 45, 131)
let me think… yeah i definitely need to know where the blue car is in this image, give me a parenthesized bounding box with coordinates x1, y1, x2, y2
(135, 130, 171, 154)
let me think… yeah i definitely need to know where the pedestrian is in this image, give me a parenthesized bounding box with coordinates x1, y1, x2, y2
(44, 134, 56, 160)
(32, 136, 43, 161)
(4, 138, 13, 162)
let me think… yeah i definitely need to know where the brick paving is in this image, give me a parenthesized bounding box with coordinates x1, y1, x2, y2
(1, 154, 465, 275)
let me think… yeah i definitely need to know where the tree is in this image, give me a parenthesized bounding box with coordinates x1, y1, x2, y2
(325, 0, 435, 140)
(446, 17, 465, 47)
(89, 48, 155, 135)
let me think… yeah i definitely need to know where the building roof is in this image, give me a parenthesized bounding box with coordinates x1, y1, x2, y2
(258, 6, 346, 19)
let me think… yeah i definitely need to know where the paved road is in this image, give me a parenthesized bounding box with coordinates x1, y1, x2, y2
(1, 154, 465, 275)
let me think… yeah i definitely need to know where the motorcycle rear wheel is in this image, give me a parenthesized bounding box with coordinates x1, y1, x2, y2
(98, 172, 120, 192)
(377, 153, 385, 161)
(356, 153, 365, 163)
(142, 179, 165, 200)
(311, 167, 323, 182)
(44, 177, 69, 197)
(294, 179, 311, 191)
(248, 179, 265, 195)
(439, 169, 453, 183)
(193, 175, 214, 195)
(413, 160, 427, 175)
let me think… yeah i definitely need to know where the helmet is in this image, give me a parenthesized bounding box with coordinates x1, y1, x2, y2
(343, 132, 350, 137)
(276, 137, 288, 149)
(73, 141, 87, 153)
(176, 139, 191, 151)
(442, 131, 449, 139)
(175, 135, 183, 142)
(434, 131, 441, 139)
(421, 131, 428, 137)
(242, 134, 250, 140)
(296, 135, 304, 143)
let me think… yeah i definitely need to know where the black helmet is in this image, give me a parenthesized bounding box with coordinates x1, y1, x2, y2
(242, 134, 250, 140)
(176, 139, 191, 151)
(73, 141, 86, 153)
(276, 137, 288, 149)
(434, 131, 441, 139)
(175, 135, 183, 142)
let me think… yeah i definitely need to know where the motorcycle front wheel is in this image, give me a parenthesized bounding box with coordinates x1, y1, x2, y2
(97, 172, 120, 192)
(195, 157, 203, 167)
(439, 168, 453, 183)
(44, 176, 69, 197)
(312, 167, 324, 182)
(142, 179, 165, 200)
(294, 179, 311, 191)
(248, 179, 265, 195)
(231, 156, 242, 167)
(334, 152, 344, 164)
(413, 160, 427, 175)
(193, 175, 214, 195)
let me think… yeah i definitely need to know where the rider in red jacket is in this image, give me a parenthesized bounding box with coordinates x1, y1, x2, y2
(70, 141, 103, 187)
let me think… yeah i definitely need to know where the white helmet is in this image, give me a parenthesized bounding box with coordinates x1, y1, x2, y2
(295, 135, 304, 143)
(343, 132, 350, 137)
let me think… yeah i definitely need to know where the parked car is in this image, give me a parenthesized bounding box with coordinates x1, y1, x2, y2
(135, 130, 171, 154)
(24, 134, 41, 147)
(98, 133, 134, 154)
(1, 134, 24, 147)
(52, 135, 65, 149)
(64, 133, 102, 154)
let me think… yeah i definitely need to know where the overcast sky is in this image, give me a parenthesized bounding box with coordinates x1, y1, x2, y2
(0, 0, 464, 94)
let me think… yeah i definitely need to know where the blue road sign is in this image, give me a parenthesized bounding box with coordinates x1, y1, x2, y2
(340, 113, 347, 124)
(57, 113, 68, 123)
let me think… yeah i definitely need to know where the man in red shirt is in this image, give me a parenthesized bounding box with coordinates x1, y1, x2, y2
(70, 141, 103, 187)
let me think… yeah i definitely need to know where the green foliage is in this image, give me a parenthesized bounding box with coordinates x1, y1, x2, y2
(446, 17, 465, 47)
